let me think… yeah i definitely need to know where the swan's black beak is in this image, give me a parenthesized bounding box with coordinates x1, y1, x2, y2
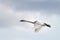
(20, 20, 25, 22)
(44, 23, 51, 28)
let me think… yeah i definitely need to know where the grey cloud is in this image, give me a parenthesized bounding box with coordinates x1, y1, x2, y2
(0, 0, 60, 28)
(0, 0, 60, 15)
(0, 13, 15, 27)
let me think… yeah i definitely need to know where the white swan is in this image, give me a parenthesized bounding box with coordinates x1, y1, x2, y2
(20, 20, 51, 32)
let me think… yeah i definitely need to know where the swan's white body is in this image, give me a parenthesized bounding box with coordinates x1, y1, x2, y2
(20, 20, 51, 32)
(33, 21, 44, 32)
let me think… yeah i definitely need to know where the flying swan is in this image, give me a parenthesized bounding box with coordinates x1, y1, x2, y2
(20, 20, 51, 32)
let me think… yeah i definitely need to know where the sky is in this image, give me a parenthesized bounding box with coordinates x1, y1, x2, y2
(0, 0, 60, 40)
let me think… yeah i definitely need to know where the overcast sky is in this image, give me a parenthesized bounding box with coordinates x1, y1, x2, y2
(0, 0, 60, 40)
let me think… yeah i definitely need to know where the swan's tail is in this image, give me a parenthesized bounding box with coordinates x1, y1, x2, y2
(44, 23, 51, 28)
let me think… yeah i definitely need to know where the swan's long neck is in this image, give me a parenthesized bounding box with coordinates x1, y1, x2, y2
(20, 20, 34, 24)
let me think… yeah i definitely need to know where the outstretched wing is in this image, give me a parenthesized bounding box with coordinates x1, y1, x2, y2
(34, 27, 42, 32)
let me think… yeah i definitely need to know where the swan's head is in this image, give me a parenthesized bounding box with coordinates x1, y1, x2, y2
(20, 20, 25, 22)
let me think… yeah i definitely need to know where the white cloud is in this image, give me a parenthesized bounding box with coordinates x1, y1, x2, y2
(0, 3, 39, 32)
